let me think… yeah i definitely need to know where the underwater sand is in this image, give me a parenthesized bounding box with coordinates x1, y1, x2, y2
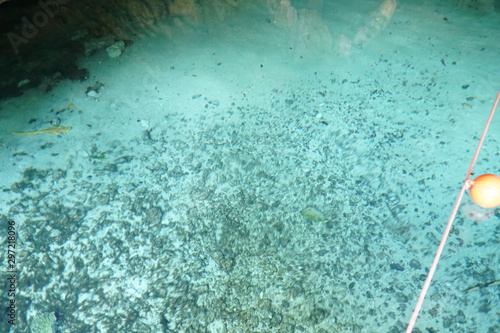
(0, 0, 499, 332)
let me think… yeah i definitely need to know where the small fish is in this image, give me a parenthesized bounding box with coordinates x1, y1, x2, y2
(300, 206, 326, 222)
(11, 125, 72, 136)
(464, 280, 500, 293)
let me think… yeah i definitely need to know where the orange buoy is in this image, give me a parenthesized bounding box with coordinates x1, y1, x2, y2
(469, 174, 500, 208)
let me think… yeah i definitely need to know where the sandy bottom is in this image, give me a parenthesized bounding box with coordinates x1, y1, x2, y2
(1, 0, 499, 332)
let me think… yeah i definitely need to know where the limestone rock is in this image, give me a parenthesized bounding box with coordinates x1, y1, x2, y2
(106, 40, 126, 58)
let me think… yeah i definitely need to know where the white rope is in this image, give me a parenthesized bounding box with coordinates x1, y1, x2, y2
(406, 90, 500, 332)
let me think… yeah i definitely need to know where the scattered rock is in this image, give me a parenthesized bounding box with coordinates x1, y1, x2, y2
(85, 81, 104, 98)
(86, 89, 99, 98)
(258, 299, 272, 311)
(29, 312, 56, 333)
(389, 263, 405, 271)
(409, 259, 421, 269)
(395, 292, 408, 303)
(50, 118, 61, 127)
(308, 306, 329, 325)
(106, 40, 126, 58)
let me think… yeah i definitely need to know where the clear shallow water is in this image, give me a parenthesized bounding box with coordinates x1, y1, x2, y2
(0, 0, 499, 332)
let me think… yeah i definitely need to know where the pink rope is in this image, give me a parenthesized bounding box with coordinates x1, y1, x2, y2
(406, 90, 500, 332)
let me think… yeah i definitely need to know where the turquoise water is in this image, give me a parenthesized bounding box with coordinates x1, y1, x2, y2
(1, 0, 499, 332)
